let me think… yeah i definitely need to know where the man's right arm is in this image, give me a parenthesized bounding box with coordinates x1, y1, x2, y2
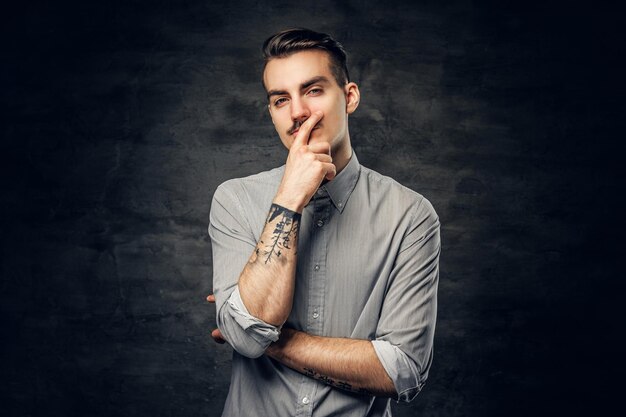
(235, 203, 301, 325)
(209, 111, 335, 358)
(208, 190, 301, 358)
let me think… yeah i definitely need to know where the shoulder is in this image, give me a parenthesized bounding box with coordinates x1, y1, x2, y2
(214, 165, 284, 202)
(211, 166, 285, 233)
(359, 165, 438, 222)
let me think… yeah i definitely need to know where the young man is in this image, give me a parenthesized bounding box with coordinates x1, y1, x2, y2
(208, 28, 440, 416)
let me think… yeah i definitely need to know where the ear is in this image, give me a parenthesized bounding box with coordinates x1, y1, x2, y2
(344, 82, 360, 115)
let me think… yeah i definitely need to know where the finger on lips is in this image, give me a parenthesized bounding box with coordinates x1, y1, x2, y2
(294, 111, 323, 145)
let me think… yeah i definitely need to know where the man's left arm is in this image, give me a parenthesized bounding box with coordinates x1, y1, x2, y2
(265, 197, 441, 401)
(265, 328, 396, 396)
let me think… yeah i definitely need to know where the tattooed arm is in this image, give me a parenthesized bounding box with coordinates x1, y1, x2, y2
(235, 111, 336, 327)
(265, 328, 396, 397)
(235, 203, 302, 326)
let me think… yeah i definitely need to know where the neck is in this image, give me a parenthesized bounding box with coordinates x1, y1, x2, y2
(331, 136, 352, 175)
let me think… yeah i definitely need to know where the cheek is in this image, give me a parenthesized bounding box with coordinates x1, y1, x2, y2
(277, 133, 292, 149)
(326, 106, 347, 129)
(273, 116, 292, 135)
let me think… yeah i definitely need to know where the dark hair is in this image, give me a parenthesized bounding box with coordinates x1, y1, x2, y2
(262, 28, 350, 88)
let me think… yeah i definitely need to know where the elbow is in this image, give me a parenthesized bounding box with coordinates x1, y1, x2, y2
(216, 306, 276, 359)
(396, 385, 423, 403)
(372, 340, 429, 403)
(377, 377, 421, 402)
(395, 371, 428, 403)
(216, 323, 271, 359)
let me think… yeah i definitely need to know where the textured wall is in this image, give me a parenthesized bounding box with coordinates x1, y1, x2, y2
(2, 1, 622, 416)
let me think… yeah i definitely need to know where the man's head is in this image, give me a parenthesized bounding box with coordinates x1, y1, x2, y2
(262, 28, 360, 160)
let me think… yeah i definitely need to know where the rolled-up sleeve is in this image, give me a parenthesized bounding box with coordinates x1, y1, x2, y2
(372, 340, 422, 402)
(209, 183, 281, 358)
(374, 196, 440, 402)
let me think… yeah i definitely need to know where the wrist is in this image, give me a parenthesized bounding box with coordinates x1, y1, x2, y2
(273, 190, 306, 213)
(266, 328, 299, 360)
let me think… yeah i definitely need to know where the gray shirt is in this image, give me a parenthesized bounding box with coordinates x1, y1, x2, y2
(209, 150, 440, 417)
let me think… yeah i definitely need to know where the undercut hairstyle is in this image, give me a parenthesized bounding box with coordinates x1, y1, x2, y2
(262, 28, 350, 90)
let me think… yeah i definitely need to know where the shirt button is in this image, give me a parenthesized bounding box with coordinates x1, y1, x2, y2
(312, 312, 319, 319)
(302, 396, 310, 405)
(338, 202, 343, 208)
(314, 264, 320, 271)
(316, 219, 324, 227)
(317, 189, 324, 195)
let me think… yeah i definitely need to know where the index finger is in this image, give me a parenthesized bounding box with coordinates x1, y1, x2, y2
(294, 111, 323, 147)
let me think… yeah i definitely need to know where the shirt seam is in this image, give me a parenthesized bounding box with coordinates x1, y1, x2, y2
(397, 198, 423, 255)
(217, 182, 256, 242)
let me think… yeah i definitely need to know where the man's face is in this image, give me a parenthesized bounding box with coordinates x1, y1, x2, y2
(264, 50, 356, 153)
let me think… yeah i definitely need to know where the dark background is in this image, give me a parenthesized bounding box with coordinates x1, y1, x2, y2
(2, 0, 623, 416)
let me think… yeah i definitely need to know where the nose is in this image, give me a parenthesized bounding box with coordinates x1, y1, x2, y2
(290, 97, 310, 123)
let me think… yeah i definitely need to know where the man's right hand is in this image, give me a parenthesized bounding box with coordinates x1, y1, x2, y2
(274, 111, 336, 213)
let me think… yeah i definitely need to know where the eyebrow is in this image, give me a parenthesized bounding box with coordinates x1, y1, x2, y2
(267, 76, 331, 100)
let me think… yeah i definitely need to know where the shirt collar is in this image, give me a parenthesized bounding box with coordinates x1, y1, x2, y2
(315, 148, 360, 213)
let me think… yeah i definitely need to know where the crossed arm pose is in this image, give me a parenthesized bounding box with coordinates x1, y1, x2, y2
(209, 111, 396, 397)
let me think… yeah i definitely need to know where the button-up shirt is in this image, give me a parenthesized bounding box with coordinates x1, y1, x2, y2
(209, 150, 440, 417)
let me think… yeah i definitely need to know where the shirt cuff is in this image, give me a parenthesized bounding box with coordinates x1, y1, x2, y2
(227, 286, 281, 345)
(371, 340, 423, 402)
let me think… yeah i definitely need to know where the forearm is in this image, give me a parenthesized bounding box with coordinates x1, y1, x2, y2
(265, 328, 396, 397)
(237, 201, 301, 326)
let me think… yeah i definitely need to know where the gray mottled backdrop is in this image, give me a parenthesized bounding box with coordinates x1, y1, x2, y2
(2, 0, 623, 416)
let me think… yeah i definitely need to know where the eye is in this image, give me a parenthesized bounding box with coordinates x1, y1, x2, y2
(273, 97, 288, 107)
(308, 88, 323, 96)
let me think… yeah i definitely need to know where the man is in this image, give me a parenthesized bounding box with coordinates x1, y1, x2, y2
(207, 28, 440, 416)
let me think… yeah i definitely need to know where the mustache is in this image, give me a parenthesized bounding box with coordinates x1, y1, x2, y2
(287, 120, 322, 136)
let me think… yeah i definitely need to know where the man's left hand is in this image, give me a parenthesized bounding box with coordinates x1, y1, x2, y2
(206, 294, 227, 344)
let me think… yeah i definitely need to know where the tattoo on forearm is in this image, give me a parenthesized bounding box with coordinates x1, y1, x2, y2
(302, 367, 373, 396)
(259, 204, 301, 264)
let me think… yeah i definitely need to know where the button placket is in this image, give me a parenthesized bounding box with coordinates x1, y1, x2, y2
(295, 194, 327, 417)
(308, 194, 329, 336)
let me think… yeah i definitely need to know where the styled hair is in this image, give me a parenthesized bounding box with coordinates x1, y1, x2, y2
(262, 28, 350, 88)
